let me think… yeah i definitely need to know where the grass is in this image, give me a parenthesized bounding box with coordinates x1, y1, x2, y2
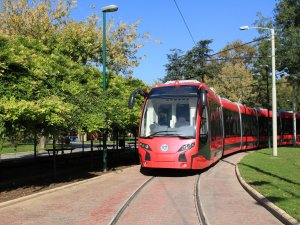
(0, 139, 126, 154)
(0, 143, 67, 154)
(238, 147, 300, 221)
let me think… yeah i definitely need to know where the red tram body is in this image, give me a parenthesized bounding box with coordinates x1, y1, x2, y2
(129, 80, 299, 170)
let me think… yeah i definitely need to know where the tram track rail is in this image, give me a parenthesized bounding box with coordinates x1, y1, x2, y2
(109, 176, 156, 225)
(194, 173, 209, 225)
(109, 170, 208, 225)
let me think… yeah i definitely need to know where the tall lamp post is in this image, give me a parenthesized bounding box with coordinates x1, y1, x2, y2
(102, 5, 118, 171)
(240, 25, 277, 156)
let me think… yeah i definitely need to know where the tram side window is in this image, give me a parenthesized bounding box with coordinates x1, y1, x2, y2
(223, 108, 240, 137)
(233, 111, 240, 136)
(282, 118, 293, 135)
(242, 114, 257, 136)
(297, 119, 300, 134)
(259, 117, 268, 136)
(209, 100, 222, 141)
(223, 109, 231, 137)
(200, 107, 208, 144)
(242, 114, 249, 136)
(277, 117, 281, 135)
(251, 115, 258, 136)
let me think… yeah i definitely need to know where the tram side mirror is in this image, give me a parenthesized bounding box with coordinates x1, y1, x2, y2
(128, 89, 148, 109)
(200, 88, 207, 107)
(129, 91, 136, 109)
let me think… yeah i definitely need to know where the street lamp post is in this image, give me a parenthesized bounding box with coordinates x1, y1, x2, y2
(266, 68, 271, 149)
(240, 25, 277, 156)
(102, 5, 118, 171)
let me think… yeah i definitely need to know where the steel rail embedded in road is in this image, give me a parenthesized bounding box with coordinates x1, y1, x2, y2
(194, 173, 209, 225)
(109, 176, 155, 225)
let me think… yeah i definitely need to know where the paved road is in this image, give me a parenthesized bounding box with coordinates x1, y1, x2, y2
(200, 152, 282, 225)
(116, 173, 199, 225)
(0, 166, 148, 225)
(0, 152, 284, 225)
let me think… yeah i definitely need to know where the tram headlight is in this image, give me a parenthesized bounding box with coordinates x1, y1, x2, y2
(178, 142, 195, 152)
(139, 142, 152, 151)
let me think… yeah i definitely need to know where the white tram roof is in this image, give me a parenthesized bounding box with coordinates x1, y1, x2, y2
(164, 80, 201, 84)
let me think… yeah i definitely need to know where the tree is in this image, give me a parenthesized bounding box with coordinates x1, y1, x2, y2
(163, 49, 184, 82)
(183, 40, 214, 82)
(108, 75, 147, 128)
(162, 40, 214, 82)
(0, 0, 153, 145)
(0, 0, 152, 77)
(0, 35, 88, 144)
(254, 1, 300, 109)
(205, 41, 257, 105)
(0, 0, 73, 40)
(274, 0, 300, 113)
(274, 0, 300, 76)
(217, 40, 257, 67)
(212, 63, 257, 104)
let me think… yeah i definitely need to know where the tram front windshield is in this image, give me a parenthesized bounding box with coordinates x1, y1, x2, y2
(140, 86, 198, 139)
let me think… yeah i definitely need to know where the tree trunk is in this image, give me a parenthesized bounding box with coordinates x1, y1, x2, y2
(40, 135, 47, 151)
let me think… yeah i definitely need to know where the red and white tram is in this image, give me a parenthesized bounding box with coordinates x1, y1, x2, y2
(129, 80, 299, 170)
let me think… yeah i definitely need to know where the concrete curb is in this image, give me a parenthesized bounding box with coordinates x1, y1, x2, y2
(235, 159, 300, 225)
(0, 165, 139, 209)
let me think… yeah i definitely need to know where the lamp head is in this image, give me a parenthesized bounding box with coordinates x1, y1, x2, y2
(240, 26, 250, 30)
(101, 5, 118, 13)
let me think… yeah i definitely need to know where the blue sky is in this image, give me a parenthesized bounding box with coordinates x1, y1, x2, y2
(71, 0, 276, 85)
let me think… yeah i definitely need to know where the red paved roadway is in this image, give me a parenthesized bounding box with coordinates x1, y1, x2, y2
(0, 153, 284, 225)
(200, 152, 282, 225)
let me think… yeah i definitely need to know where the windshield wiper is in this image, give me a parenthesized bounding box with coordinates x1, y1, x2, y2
(178, 135, 195, 139)
(145, 130, 176, 138)
(166, 134, 195, 139)
(144, 131, 194, 139)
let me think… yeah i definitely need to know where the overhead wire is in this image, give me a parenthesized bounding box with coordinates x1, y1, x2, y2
(173, 0, 196, 45)
(208, 36, 270, 57)
(205, 56, 268, 62)
(171, 1, 270, 63)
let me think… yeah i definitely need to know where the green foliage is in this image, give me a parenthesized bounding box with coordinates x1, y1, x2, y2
(0, 0, 74, 40)
(210, 63, 257, 104)
(163, 49, 185, 82)
(105, 75, 148, 132)
(183, 40, 214, 82)
(217, 40, 256, 67)
(206, 41, 258, 105)
(0, 34, 94, 139)
(162, 40, 214, 82)
(0, 0, 151, 144)
(238, 147, 300, 221)
(0, 0, 152, 77)
(52, 18, 99, 65)
(274, 0, 300, 96)
(253, 0, 300, 110)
